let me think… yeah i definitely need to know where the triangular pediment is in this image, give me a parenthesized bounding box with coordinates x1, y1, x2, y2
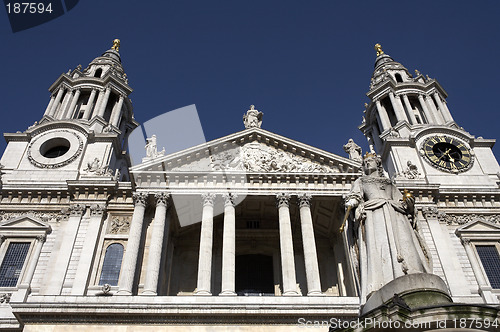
(0, 216, 52, 232)
(130, 127, 362, 175)
(457, 220, 500, 233)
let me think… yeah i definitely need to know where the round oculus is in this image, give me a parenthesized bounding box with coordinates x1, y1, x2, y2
(421, 135, 473, 173)
(27, 130, 83, 168)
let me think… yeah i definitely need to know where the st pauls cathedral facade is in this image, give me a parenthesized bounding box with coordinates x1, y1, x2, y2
(0, 41, 499, 331)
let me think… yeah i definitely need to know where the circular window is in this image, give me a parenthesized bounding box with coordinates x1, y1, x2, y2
(27, 129, 83, 168)
(40, 138, 71, 158)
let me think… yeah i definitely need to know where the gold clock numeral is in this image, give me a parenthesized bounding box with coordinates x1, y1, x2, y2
(438, 137, 446, 142)
(439, 161, 446, 167)
(450, 163, 457, 169)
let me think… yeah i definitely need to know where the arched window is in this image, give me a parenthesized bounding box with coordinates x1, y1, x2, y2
(94, 68, 103, 78)
(99, 243, 124, 286)
(395, 73, 403, 83)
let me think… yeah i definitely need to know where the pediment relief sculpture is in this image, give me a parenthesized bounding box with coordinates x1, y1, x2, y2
(170, 142, 339, 173)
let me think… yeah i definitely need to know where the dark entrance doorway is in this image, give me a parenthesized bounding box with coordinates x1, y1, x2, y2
(235, 254, 274, 296)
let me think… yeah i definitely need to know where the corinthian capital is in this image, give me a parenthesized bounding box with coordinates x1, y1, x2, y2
(201, 193, 216, 207)
(69, 204, 86, 216)
(90, 204, 107, 216)
(276, 193, 290, 208)
(155, 192, 170, 207)
(132, 193, 148, 207)
(222, 193, 238, 207)
(297, 193, 312, 208)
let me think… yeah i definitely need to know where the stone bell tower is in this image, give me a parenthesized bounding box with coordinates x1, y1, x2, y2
(359, 44, 500, 188)
(0, 39, 139, 186)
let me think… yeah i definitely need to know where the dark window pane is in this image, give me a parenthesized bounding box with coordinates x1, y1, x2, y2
(0, 242, 30, 287)
(476, 245, 500, 289)
(99, 243, 124, 286)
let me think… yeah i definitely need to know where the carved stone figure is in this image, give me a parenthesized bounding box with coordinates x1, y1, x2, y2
(144, 135, 165, 160)
(401, 160, 421, 179)
(243, 105, 263, 129)
(345, 153, 432, 301)
(343, 139, 362, 162)
(84, 158, 101, 173)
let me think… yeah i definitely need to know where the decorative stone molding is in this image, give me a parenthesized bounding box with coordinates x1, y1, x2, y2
(0, 293, 11, 304)
(35, 234, 47, 243)
(154, 193, 170, 207)
(27, 129, 84, 169)
(397, 161, 421, 180)
(69, 204, 86, 216)
(276, 193, 290, 208)
(90, 204, 106, 216)
(421, 206, 443, 220)
(297, 193, 312, 208)
(132, 193, 148, 207)
(0, 210, 66, 223)
(201, 193, 216, 207)
(461, 238, 471, 246)
(443, 214, 500, 225)
(95, 284, 113, 297)
(0, 235, 5, 245)
(222, 193, 237, 207)
(109, 216, 131, 234)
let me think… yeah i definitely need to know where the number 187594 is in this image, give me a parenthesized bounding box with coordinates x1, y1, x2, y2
(6, 2, 53, 14)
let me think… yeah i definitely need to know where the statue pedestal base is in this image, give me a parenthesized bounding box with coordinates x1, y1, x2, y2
(361, 273, 451, 315)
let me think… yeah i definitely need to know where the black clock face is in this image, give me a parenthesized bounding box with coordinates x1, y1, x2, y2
(422, 136, 473, 172)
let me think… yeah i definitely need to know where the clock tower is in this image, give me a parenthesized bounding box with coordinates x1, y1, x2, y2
(359, 44, 500, 188)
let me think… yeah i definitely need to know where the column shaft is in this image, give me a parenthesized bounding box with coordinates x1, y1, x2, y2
(276, 193, 299, 295)
(84, 89, 98, 120)
(97, 88, 112, 118)
(418, 94, 435, 124)
(375, 100, 391, 130)
(298, 194, 322, 295)
(91, 89, 105, 119)
(117, 193, 147, 295)
(195, 193, 216, 295)
(71, 205, 106, 295)
(65, 89, 81, 119)
(44, 95, 56, 116)
(110, 95, 125, 127)
(434, 93, 453, 122)
(48, 88, 64, 117)
(389, 92, 406, 123)
(402, 94, 418, 124)
(58, 90, 72, 119)
(220, 194, 237, 296)
(143, 193, 170, 295)
(425, 94, 445, 124)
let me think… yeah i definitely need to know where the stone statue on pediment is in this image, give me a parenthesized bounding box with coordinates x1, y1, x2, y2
(243, 105, 263, 129)
(343, 138, 362, 162)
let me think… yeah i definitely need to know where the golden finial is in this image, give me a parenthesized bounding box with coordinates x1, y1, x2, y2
(112, 39, 120, 52)
(374, 43, 384, 56)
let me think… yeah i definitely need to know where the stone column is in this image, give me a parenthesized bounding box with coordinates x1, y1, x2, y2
(45, 204, 85, 295)
(48, 87, 64, 117)
(297, 194, 322, 296)
(143, 193, 170, 295)
(402, 94, 418, 124)
(65, 88, 81, 119)
(389, 92, 406, 123)
(91, 89, 105, 119)
(418, 94, 435, 124)
(44, 94, 56, 116)
(461, 238, 499, 303)
(58, 90, 72, 119)
(375, 100, 391, 131)
(220, 193, 237, 296)
(83, 88, 97, 120)
(195, 193, 216, 295)
(425, 94, 445, 124)
(110, 95, 125, 127)
(71, 204, 106, 295)
(117, 193, 148, 295)
(97, 88, 112, 118)
(433, 92, 453, 123)
(276, 193, 299, 296)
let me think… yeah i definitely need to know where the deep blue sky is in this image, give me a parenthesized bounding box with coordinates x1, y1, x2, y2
(1, 1, 500, 161)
